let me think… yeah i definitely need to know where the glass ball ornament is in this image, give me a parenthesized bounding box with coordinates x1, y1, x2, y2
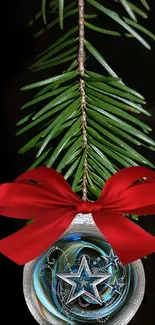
(23, 214, 145, 325)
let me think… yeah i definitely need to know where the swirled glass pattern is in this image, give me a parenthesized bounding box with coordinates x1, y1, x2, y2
(33, 233, 131, 324)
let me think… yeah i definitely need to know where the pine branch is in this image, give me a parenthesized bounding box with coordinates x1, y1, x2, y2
(17, 0, 155, 201)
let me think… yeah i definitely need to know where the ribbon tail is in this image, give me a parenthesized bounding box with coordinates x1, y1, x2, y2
(0, 210, 75, 265)
(94, 212, 155, 265)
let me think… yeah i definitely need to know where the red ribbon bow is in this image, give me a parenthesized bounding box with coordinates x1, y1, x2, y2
(0, 166, 155, 265)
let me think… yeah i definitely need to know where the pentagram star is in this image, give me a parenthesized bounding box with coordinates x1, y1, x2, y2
(101, 249, 120, 269)
(106, 277, 125, 295)
(56, 256, 111, 305)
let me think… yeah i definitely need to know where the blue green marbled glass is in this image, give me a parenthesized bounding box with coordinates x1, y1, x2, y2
(33, 233, 131, 324)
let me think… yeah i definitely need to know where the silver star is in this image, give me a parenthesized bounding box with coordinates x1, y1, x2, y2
(56, 256, 111, 305)
(106, 277, 125, 295)
(101, 249, 120, 269)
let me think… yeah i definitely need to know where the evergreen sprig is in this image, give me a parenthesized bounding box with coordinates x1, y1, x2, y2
(17, 0, 155, 200)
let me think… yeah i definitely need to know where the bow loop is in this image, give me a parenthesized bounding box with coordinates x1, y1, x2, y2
(76, 201, 102, 213)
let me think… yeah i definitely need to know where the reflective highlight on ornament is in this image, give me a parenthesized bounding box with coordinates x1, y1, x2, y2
(32, 233, 131, 324)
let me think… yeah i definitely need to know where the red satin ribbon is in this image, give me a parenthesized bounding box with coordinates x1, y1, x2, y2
(0, 166, 155, 265)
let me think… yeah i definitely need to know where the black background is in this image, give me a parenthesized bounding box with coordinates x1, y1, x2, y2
(0, 1, 155, 324)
